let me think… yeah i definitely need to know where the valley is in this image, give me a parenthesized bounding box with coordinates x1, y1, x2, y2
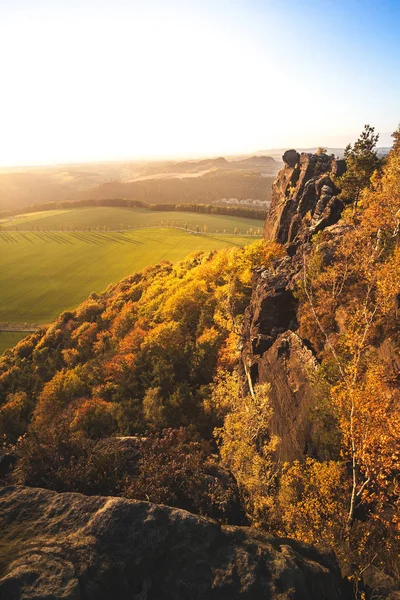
(0, 207, 262, 352)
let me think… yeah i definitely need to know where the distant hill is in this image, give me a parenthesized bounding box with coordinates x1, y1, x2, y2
(134, 155, 279, 178)
(232, 156, 278, 168)
(256, 146, 391, 160)
(0, 155, 277, 213)
(82, 170, 274, 206)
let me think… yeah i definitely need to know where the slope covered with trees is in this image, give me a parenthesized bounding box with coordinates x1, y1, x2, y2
(0, 240, 282, 518)
(1, 126, 400, 597)
(238, 126, 400, 588)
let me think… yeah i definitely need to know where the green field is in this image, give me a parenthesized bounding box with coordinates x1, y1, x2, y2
(1, 207, 263, 235)
(0, 206, 263, 353)
(0, 227, 254, 328)
(0, 331, 30, 354)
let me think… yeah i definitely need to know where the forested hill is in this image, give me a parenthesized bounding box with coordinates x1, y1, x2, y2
(1, 126, 400, 598)
(0, 156, 277, 213)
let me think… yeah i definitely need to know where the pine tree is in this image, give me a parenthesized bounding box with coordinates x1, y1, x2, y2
(338, 124, 380, 204)
(391, 123, 400, 153)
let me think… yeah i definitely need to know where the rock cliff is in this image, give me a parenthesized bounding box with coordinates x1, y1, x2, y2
(0, 485, 351, 600)
(264, 151, 344, 250)
(242, 151, 345, 461)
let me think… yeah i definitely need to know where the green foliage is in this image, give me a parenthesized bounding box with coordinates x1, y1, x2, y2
(142, 387, 167, 430)
(392, 123, 400, 153)
(338, 124, 381, 203)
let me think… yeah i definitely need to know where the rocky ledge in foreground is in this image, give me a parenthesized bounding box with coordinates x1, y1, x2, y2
(0, 485, 351, 600)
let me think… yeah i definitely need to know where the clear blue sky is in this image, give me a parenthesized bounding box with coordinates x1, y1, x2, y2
(0, 0, 399, 164)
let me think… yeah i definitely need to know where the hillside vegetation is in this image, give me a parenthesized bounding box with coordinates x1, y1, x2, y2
(1, 127, 400, 595)
(0, 227, 254, 326)
(0, 240, 282, 520)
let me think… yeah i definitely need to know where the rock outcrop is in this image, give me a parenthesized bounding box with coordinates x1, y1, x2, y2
(242, 152, 346, 461)
(362, 566, 400, 600)
(258, 331, 319, 462)
(264, 152, 345, 249)
(0, 485, 352, 600)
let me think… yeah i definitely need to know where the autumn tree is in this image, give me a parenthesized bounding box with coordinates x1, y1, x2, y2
(392, 123, 400, 153)
(296, 141, 400, 577)
(215, 381, 280, 527)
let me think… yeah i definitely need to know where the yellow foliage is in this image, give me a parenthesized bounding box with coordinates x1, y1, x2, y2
(216, 381, 280, 526)
(277, 459, 348, 549)
(331, 364, 400, 504)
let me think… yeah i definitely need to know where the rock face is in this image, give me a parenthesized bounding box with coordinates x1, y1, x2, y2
(362, 566, 400, 600)
(243, 152, 346, 461)
(258, 332, 319, 462)
(264, 152, 345, 248)
(0, 485, 351, 600)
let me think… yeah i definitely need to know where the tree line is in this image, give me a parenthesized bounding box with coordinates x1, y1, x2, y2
(0, 198, 267, 222)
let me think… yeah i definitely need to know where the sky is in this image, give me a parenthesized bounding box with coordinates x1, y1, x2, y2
(0, 0, 399, 166)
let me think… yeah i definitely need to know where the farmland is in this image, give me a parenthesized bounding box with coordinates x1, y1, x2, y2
(0, 331, 29, 355)
(0, 225, 259, 352)
(1, 206, 263, 235)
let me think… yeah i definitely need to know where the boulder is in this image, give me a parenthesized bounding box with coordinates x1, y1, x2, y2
(362, 566, 400, 600)
(282, 149, 300, 168)
(0, 485, 352, 600)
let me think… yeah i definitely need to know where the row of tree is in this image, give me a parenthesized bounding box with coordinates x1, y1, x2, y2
(1, 198, 267, 223)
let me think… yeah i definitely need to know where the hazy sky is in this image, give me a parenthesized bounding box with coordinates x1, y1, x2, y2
(0, 0, 399, 165)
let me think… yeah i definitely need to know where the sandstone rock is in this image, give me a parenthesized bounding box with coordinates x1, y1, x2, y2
(0, 485, 352, 600)
(331, 158, 347, 177)
(257, 332, 319, 461)
(362, 566, 400, 600)
(310, 196, 344, 235)
(246, 257, 298, 357)
(282, 149, 300, 168)
(377, 339, 400, 382)
(242, 152, 348, 462)
(264, 153, 343, 246)
(240, 247, 323, 461)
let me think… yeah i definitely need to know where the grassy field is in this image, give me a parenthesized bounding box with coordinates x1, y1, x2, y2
(0, 227, 254, 329)
(1, 207, 263, 235)
(0, 331, 30, 355)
